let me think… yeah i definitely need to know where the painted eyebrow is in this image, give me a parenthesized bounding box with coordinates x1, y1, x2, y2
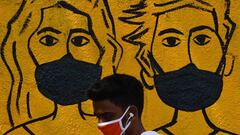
(69, 28, 90, 35)
(37, 27, 62, 35)
(158, 28, 184, 36)
(190, 25, 215, 33)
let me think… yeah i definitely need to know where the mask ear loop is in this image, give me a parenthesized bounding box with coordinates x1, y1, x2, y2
(120, 112, 134, 135)
(126, 113, 134, 124)
(98, 106, 132, 127)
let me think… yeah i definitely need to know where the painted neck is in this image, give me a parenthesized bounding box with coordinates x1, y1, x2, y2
(54, 105, 81, 120)
(172, 109, 212, 132)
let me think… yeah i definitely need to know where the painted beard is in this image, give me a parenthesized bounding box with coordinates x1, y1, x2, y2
(35, 54, 102, 105)
(148, 53, 224, 111)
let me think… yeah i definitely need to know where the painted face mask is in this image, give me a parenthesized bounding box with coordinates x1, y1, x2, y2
(148, 53, 224, 111)
(35, 54, 102, 105)
(97, 106, 133, 135)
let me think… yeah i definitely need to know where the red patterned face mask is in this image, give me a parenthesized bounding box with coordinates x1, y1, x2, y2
(97, 106, 134, 135)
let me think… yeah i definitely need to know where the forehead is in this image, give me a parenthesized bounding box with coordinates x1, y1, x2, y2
(93, 100, 123, 114)
(156, 7, 215, 32)
(40, 6, 89, 32)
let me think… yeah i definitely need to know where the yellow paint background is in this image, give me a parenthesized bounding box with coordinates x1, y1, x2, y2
(0, 0, 240, 134)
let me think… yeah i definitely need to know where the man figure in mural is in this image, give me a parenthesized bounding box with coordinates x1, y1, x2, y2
(120, 0, 236, 134)
(88, 74, 159, 135)
(1, 0, 122, 134)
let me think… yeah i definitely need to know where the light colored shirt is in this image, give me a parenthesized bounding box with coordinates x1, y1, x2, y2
(141, 131, 160, 135)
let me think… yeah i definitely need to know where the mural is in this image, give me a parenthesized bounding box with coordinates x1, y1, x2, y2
(1, 0, 240, 134)
(0, 0, 122, 134)
(119, 0, 238, 134)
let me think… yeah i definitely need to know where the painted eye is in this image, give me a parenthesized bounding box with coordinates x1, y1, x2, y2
(162, 37, 181, 47)
(71, 36, 90, 47)
(39, 35, 58, 46)
(193, 34, 211, 46)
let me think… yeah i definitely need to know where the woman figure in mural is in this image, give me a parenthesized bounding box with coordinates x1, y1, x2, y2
(1, 0, 122, 134)
(120, 0, 236, 134)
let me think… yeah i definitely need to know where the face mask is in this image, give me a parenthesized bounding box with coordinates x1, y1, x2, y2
(97, 106, 134, 135)
(35, 54, 102, 105)
(148, 53, 224, 111)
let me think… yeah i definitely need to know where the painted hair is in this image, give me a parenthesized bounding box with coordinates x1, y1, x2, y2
(119, 0, 236, 89)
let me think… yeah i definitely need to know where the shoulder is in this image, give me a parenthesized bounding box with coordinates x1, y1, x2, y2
(141, 131, 161, 135)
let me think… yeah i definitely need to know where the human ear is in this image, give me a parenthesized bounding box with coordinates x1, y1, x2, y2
(128, 106, 138, 119)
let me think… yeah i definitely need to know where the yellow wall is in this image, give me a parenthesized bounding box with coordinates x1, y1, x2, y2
(0, 0, 240, 134)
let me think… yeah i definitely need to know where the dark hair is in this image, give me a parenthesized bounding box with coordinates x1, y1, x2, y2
(88, 74, 144, 116)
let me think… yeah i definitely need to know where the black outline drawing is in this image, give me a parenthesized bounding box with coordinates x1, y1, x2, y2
(120, 0, 237, 134)
(1, 0, 122, 134)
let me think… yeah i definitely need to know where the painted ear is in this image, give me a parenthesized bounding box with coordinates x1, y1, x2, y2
(137, 48, 154, 89)
(222, 17, 236, 77)
(224, 53, 235, 77)
(136, 48, 154, 77)
(106, 34, 123, 73)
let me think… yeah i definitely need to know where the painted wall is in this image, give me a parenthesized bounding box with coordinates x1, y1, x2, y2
(0, 0, 240, 134)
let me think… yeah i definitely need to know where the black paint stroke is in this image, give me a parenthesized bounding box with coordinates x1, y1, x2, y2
(202, 109, 237, 135)
(103, 0, 116, 37)
(158, 28, 184, 36)
(153, 109, 178, 135)
(119, 0, 146, 25)
(122, 25, 149, 46)
(153, 4, 212, 16)
(212, 9, 219, 34)
(118, 0, 148, 48)
(26, 92, 32, 118)
(107, 33, 123, 73)
(93, 0, 99, 8)
(223, 20, 236, 53)
(12, 42, 23, 115)
(78, 103, 95, 120)
(19, 13, 32, 35)
(30, 0, 35, 4)
(3, 109, 57, 135)
(37, 27, 62, 35)
(1, 0, 27, 127)
(140, 69, 153, 90)
(52, 103, 58, 120)
(196, 0, 212, 7)
(101, 9, 110, 28)
(22, 125, 34, 135)
(154, 0, 180, 7)
(136, 48, 151, 76)
(224, 55, 235, 77)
